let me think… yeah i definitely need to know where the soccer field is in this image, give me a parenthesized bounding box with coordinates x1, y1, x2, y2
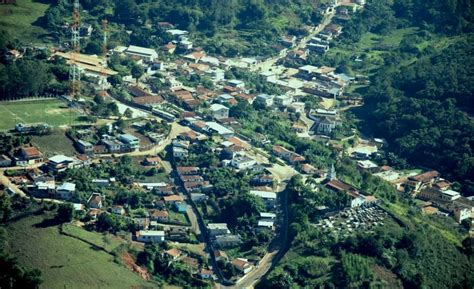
(0, 99, 83, 130)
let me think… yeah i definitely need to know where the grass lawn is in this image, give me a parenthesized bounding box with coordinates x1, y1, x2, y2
(31, 129, 76, 157)
(168, 209, 189, 225)
(0, 99, 85, 131)
(0, 0, 50, 43)
(5, 214, 153, 289)
(62, 224, 126, 253)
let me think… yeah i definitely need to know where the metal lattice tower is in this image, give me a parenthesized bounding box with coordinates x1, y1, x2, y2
(102, 19, 108, 58)
(69, 0, 81, 99)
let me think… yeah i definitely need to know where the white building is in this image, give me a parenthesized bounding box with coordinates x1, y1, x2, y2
(210, 104, 229, 119)
(136, 230, 165, 243)
(204, 122, 234, 138)
(230, 156, 257, 170)
(255, 94, 274, 107)
(119, 134, 140, 150)
(274, 95, 293, 107)
(250, 190, 277, 209)
(124, 45, 158, 62)
(207, 223, 231, 236)
(56, 182, 76, 199)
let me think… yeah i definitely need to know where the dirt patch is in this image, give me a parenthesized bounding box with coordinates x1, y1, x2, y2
(122, 252, 150, 281)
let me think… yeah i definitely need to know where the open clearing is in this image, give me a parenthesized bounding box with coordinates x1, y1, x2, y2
(5, 214, 152, 289)
(0, 99, 84, 130)
(0, 0, 50, 43)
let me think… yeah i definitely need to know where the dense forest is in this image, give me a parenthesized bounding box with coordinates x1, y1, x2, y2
(338, 0, 474, 194)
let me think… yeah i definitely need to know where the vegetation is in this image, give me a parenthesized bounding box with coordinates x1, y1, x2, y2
(3, 213, 150, 289)
(36, 0, 332, 57)
(257, 175, 474, 289)
(0, 99, 84, 131)
(312, 0, 474, 195)
(0, 0, 50, 43)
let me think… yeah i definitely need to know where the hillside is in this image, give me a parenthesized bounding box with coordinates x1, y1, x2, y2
(4, 213, 152, 289)
(35, 0, 332, 57)
(312, 0, 474, 194)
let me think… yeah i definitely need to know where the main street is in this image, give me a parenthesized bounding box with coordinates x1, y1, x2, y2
(215, 11, 337, 289)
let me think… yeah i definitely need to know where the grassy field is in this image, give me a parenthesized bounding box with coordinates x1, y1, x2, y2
(0, 0, 50, 43)
(5, 214, 153, 289)
(0, 99, 85, 131)
(31, 129, 76, 157)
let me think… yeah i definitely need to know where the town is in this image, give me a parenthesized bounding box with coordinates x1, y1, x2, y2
(0, 0, 473, 288)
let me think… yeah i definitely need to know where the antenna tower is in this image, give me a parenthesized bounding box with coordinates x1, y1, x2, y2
(69, 0, 81, 100)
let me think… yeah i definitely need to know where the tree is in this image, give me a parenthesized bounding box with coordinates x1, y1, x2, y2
(131, 64, 144, 84)
(124, 108, 133, 118)
(84, 40, 103, 55)
(56, 203, 74, 223)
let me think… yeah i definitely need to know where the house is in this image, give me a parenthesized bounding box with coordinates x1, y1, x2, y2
(260, 212, 276, 220)
(149, 209, 169, 222)
(406, 170, 440, 193)
(230, 156, 257, 171)
(46, 155, 77, 173)
(191, 193, 208, 203)
(56, 182, 76, 199)
(111, 205, 125, 216)
(163, 42, 176, 54)
(214, 235, 242, 248)
(119, 134, 140, 150)
(227, 79, 245, 89)
(19, 147, 43, 165)
(76, 140, 93, 154)
(34, 180, 56, 197)
(214, 250, 229, 262)
(250, 190, 277, 209)
(173, 146, 189, 159)
(163, 195, 184, 204)
(272, 145, 291, 159)
(274, 95, 293, 107)
(258, 219, 275, 230)
(232, 258, 253, 274)
(136, 230, 165, 243)
(144, 156, 161, 166)
(255, 94, 274, 107)
(177, 166, 200, 175)
(164, 248, 182, 260)
(124, 45, 158, 62)
(102, 139, 122, 153)
(301, 163, 318, 175)
(453, 206, 472, 223)
(87, 193, 103, 209)
(204, 122, 234, 138)
(252, 175, 274, 186)
(357, 160, 379, 172)
(210, 104, 229, 119)
(134, 217, 151, 230)
(0, 154, 12, 167)
(325, 179, 366, 208)
(180, 175, 204, 183)
(207, 223, 230, 236)
(167, 227, 190, 242)
(200, 268, 213, 280)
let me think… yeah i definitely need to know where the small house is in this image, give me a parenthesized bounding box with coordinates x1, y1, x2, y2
(136, 230, 165, 243)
